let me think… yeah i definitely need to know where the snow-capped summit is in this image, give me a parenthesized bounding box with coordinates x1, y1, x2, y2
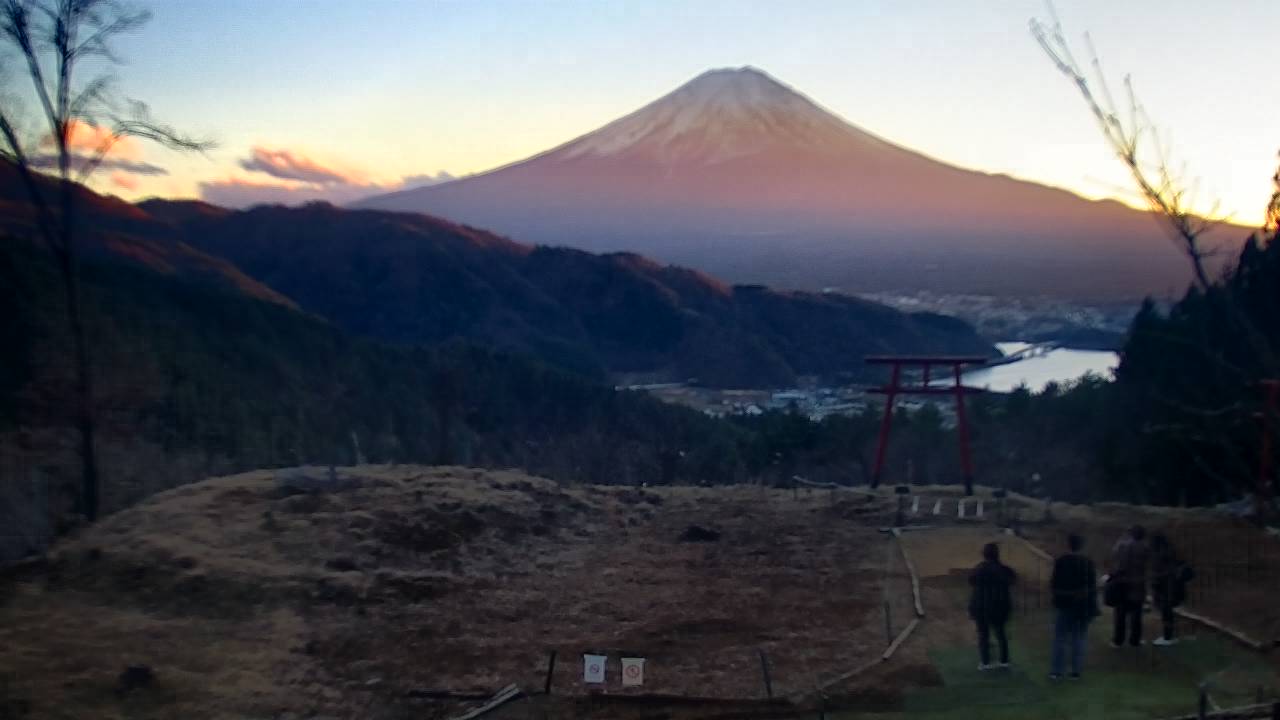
(358, 67, 1236, 300)
(556, 66, 874, 164)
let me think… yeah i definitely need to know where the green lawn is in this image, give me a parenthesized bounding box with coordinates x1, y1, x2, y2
(842, 611, 1277, 720)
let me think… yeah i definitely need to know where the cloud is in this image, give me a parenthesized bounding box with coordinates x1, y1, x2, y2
(30, 121, 166, 191)
(109, 171, 140, 191)
(239, 146, 362, 185)
(47, 120, 147, 161)
(400, 171, 456, 188)
(199, 177, 390, 208)
(28, 153, 168, 176)
(200, 146, 459, 208)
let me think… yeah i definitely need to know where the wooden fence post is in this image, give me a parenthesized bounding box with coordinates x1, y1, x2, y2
(543, 650, 556, 695)
(758, 649, 774, 700)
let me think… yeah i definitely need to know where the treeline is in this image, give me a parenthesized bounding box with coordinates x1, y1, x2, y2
(1108, 229, 1280, 505)
(0, 238, 739, 540)
(957, 227, 1280, 507)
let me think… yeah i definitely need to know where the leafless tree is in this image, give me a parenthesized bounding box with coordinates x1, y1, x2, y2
(0, 0, 208, 522)
(1032, 5, 1280, 518)
(1030, 5, 1222, 291)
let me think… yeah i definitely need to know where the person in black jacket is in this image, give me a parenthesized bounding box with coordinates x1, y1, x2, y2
(1109, 525, 1150, 647)
(969, 542, 1017, 670)
(1049, 533, 1099, 679)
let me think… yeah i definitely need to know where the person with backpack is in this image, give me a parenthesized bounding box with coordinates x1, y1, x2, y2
(1107, 525, 1150, 647)
(1150, 533, 1191, 646)
(969, 542, 1017, 670)
(1049, 533, 1099, 679)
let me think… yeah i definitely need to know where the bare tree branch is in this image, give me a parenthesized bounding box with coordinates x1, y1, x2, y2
(1030, 8, 1221, 290)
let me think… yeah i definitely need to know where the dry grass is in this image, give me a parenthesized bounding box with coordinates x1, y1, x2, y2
(0, 466, 904, 719)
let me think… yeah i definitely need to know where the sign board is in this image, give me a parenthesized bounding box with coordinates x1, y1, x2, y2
(583, 654, 606, 684)
(621, 657, 645, 687)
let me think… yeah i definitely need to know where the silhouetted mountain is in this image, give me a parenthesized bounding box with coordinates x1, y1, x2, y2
(358, 66, 1242, 300)
(144, 200, 995, 387)
(0, 160, 292, 307)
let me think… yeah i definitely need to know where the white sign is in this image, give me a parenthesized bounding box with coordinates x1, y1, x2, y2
(621, 657, 645, 687)
(583, 654, 606, 684)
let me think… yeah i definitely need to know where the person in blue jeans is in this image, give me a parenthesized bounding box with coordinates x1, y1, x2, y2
(1049, 533, 1100, 680)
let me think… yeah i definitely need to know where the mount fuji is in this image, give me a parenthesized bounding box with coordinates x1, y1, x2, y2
(359, 67, 1237, 300)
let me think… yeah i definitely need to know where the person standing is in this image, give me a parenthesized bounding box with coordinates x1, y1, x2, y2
(1109, 525, 1149, 648)
(969, 542, 1017, 670)
(1150, 533, 1188, 646)
(1049, 533, 1099, 679)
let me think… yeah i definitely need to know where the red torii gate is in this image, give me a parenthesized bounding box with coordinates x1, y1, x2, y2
(866, 355, 987, 496)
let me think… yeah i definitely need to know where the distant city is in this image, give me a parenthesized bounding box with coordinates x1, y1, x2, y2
(858, 291, 1146, 351)
(621, 381, 958, 425)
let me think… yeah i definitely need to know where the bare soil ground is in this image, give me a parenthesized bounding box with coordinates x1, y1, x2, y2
(0, 467, 906, 720)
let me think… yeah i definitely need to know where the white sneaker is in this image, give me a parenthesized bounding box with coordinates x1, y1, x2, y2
(997, 662, 1011, 670)
(1152, 637, 1178, 646)
(978, 663, 993, 671)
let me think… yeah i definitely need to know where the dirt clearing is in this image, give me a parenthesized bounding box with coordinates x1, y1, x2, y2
(0, 467, 901, 719)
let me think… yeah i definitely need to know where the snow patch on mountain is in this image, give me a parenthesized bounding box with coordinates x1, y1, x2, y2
(556, 66, 869, 165)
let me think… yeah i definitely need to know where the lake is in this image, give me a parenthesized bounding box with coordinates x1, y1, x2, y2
(960, 342, 1119, 393)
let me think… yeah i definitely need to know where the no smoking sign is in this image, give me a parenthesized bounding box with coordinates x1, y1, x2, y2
(582, 654, 606, 684)
(621, 657, 645, 687)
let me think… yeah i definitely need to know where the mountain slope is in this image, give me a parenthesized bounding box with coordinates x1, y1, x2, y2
(148, 200, 995, 387)
(358, 66, 1241, 300)
(0, 160, 294, 307)
(0, 234, 746, 563)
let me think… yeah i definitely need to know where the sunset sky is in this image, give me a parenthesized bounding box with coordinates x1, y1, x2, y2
(13, 0, 1277, 226)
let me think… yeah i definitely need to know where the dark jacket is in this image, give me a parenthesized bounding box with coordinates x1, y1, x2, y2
(969, 560, 1016, 623)
(1110, 535, 1149, 604)
(1151, 545, 1186, 608)
(1051, 552, 1099, 620)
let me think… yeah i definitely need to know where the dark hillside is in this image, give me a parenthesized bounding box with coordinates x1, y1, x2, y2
(0, 239, 741, 563)
(0, 160, 292, 307)
(148, 200, 995, 387)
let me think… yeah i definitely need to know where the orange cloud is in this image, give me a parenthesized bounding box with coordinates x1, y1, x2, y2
(31, 120, 165, 178)
(109, 171, 140, 191)
(240, 146, 367, 186)
(203, 146, 456, 208)
(44, 120, 146, 161)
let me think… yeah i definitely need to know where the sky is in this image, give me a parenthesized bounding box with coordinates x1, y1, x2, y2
(8, 0, 1277, 225)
